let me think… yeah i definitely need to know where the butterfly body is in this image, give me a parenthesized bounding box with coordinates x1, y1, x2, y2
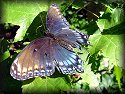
(10, 3, 88, 80)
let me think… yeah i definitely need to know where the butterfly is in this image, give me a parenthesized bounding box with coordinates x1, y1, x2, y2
(10, 3, 89, 80)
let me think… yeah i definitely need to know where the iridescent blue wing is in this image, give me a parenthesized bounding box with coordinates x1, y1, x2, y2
(53, 43, 83, 74)
(10, 37, 55, 80)
(52, 29, 88, 74)
(46, 3, 70, 34)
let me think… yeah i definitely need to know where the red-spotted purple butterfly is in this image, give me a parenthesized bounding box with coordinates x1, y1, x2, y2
(10, 3, 88, 80)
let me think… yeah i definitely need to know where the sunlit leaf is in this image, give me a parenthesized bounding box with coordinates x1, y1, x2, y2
(22, 77, 71, 94)
(80, 64, 100, 88)
(2, 1, 49, 42)
(114, 66, 122, 90)
(88, 34, 123, 67)
(0, 50, 10, 62)
(97, 6, 124, 31)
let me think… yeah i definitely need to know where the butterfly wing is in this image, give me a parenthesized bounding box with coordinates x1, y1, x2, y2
(46, 4, 88, 74)
(52, 29, 88, 74)
(46, 3, 70, 34)
(10, 37, 55, 80)
(47, 4, 88, 48)
(55, 28, 88, 49)
(53, 43, 83, 74)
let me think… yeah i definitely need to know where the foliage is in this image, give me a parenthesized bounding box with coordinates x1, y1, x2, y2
(0, 0, 125, 93)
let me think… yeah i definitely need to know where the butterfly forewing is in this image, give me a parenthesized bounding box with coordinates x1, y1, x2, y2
(46, 3, 70, 34)
(55, 28, 88, 48)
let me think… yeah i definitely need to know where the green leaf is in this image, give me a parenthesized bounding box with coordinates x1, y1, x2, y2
(96, 6, 124, 31)
(22, 77, 71, 94)
(2, 1, 49, 42)
(80, 64, 100, 88)
(100, 74, 115, 89)
(113, 66, 122, 90)
(88, 34, 123, 67)
(0, 50, 10, 62)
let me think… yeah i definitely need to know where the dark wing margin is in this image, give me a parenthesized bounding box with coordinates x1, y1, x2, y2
(10, 37, 55, 80)
(46, 3, 70, 34)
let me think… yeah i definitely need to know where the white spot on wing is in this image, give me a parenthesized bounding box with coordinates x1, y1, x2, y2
(11, 66, 14, 70)
(17, 72, 21, 75)
(83, 35, 86, 39)
(78, 39, 84, 42)
(58, 61, 64, 66)
(13, 58, 18, 65)
(40, 70, 45, 72)
(14, 70, 16, 74)
(46, 63, 51, 66)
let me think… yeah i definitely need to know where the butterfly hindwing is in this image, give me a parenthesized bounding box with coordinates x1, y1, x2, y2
(10, 37, 55, 80)
(53, 43, 83, 74)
